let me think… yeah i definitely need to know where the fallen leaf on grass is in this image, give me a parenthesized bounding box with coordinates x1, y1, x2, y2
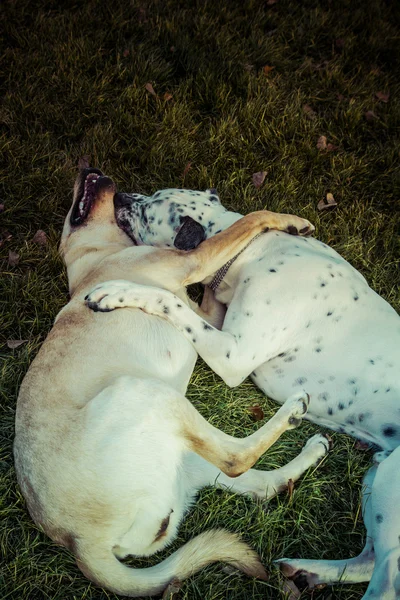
(78, 155, 91, 170)
(266, 0, 278, 4)
(145, 82, 157, 97)
(8, 250, 20, 266)
(32, 230, 47, 246)
(303, 104, 317, 120)
(162, 579, 181, 600)
(252, 171, 267, 188)
(164, 92, 173, 101)
(365, 110, 377, 122)
(0, 203, 4, 213)
(317, 136, 338, 152)
(0, 230, 12, 247)
(123, 49, 130, 57)
(317, 193, 337, 212)
(355, 440, 370, 451)
(287, 478, 294, 499)
(249, 405, 264, 421)
(7, 339, 28, 349)
(375, 91, 390, 103)
(263, 65, 275, 76)
(282, 579, 301, 599)
(316, 135, 327, 150)
(182, 162, 192, 179)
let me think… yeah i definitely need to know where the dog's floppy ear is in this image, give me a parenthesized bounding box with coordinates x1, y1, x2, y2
(174, 216, 206, 250)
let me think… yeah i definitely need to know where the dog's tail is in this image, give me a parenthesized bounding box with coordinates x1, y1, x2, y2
(76, 529, 267, 597)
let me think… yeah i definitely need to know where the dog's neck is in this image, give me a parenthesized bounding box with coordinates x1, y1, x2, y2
(61, 224, 131, 297)
(208, 210, 244, 236)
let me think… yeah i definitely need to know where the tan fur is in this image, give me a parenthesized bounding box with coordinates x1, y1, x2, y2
(14, 171, 315, 596)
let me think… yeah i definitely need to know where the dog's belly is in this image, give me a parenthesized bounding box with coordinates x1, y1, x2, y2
(14, 305, 198, 541)
(224, 234, 400, 450)
(253, 356, 400, 450)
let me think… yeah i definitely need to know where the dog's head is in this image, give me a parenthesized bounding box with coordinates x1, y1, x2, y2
(114, 188, 229, 250)
(60, 168, 131, 291)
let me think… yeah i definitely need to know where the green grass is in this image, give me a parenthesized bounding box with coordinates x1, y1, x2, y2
(1, 0, 400, 598)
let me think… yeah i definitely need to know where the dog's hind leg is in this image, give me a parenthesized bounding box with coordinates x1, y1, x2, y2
(275, 461, 377, 589)
(185, 432, 331, 500)
(178, 390, 313, 478)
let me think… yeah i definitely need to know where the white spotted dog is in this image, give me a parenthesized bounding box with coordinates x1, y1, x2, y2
(85, 187, 400, 599)
(14, 170, 330, 598)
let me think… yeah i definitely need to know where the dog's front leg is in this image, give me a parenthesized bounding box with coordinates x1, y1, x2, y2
(180, 209, 314, 286)
(86, 281, 268, 387)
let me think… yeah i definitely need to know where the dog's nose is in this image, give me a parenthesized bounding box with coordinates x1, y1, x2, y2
(114, 193, 133, 208)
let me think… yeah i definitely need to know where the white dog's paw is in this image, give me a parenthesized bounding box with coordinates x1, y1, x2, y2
(285, 391, 310, 429)
(302, 433, 332, 462)
(85, 280, 144, 312)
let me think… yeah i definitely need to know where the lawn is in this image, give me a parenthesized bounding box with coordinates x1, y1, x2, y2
(1, 0, 399, 598)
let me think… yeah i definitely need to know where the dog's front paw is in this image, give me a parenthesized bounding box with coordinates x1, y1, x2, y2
(285, 391, 310, 429)
(85, 280, 141, 312)
(285, 216, 315, 237)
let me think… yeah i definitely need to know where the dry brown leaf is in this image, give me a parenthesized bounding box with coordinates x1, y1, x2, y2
(375, 91, 390, 103)
(335, 38, 345, 49)
(182, 162, 192, 179)
(0, 230, 12, 247)
(263, 65, 275, 76)
(123, 49, 130, 57)
(0, 203, 4, 213)
(303, 104, 316, 120)
(7, 339, 28, 349)
(287, 478, 294, 499)
(337, 94, 345, 101)
(282, 579, 301, 599)
(317, 137, 338, 152)
(8, 250, 20, 266)
(145, 82, 157, 97)
(164, 92, 173, 102)
(32, 229, 47, 246)
(317, 192, 337, 211)
(78, 155, 91, 170)
(162, 579, 181, 600)
(252, 171, 267, 188)
(316, 135, 327, 151)
(249, 405, 264, 421)
(355, 440, 370, 451)
(266, 0, 278, 4)
(365, 110, 377, 122)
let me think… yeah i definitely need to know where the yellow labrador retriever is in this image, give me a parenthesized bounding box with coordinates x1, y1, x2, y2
(14, 168, 328, 597)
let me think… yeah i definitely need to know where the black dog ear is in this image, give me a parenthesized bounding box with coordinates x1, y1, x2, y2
(174, 216, 206, 250)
